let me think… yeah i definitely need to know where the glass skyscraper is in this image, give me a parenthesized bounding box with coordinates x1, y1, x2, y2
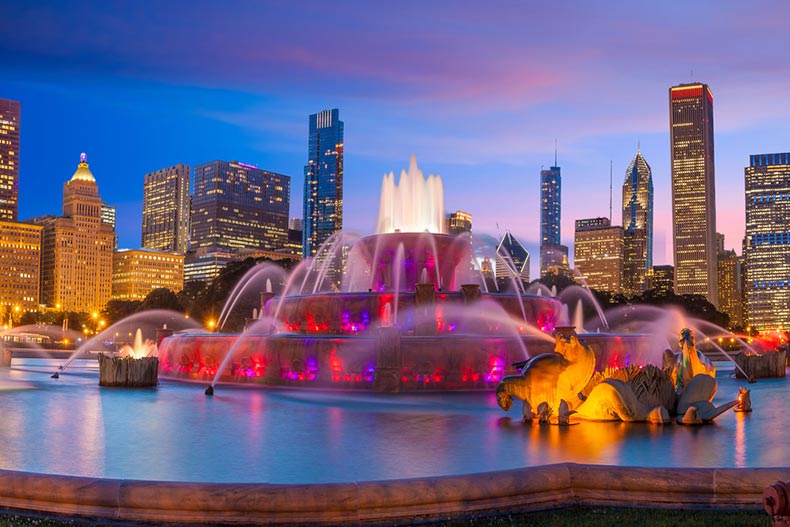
(191, 160, 289, 252)
(744, 153, 790, 332)
(142, 164, 191, 254)
(622, 148, 653, 296)
(0, 99, 20, 222)
(669, 83, 717, 305)
(539, 164, 561, 275)
(303, 109, 344, 258)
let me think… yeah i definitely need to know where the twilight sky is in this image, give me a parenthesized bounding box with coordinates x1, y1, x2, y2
(2, 0, 790, 278)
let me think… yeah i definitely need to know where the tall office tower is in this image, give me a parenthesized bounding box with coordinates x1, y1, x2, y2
(142, 164, 191, 254)
(37, 154, 115, 312)
(0, 99, 20, 221)
(669, 83, 717, 305)
(0, 221, 42, 316)
(539, 163, 561, 275)
(495, 230, 530, 286)
(303, 109, 344, 258)
(645, 265, 674, 294)
(289, 217, 303, 232)
(574, 217, 624, 293)
(112, 249, 185, 301)
(622, 148, 654, 296)
(191, 161, 289, 252)
(446, 210, 472, 236)
(744, 153, 790, 331)
(718, 249, 743, 328)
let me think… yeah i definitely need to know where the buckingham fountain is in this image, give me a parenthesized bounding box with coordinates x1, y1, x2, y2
(0, 158, 782, 524)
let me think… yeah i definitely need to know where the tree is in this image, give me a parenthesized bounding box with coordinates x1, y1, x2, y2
(138, 288, 181, 312)
(102, 300, 142, 326)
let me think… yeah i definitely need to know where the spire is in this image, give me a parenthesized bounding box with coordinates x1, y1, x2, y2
(554, 139, 558, 167)
(637, 140, 640, 154)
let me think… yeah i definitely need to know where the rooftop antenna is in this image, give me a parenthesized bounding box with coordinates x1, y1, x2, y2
(609, 160, 613, 222)
(554, 139, 558, 167)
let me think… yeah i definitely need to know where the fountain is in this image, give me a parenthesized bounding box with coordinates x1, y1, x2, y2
(158, 157, 565, 392)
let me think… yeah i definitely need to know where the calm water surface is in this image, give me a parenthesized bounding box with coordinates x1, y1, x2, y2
(0, 359, 785, 483)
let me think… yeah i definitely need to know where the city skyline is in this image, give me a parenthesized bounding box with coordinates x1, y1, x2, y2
(3, 2, 790, 279)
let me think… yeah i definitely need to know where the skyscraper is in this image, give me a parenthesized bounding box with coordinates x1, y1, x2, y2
(495, 230, 530, 286)
(303, 109, 344, 258)
(744, 153, 790, 331)
(142, 164, 191, 254)
(669, 83, 717, 305)
(0, 99, 20, 222)
(574, 217, 623, 293)
(622, 148, 654, 296)
(191, 160, 289, 252)
(36, 154, 115, 312)
(539, 163, 561, 275)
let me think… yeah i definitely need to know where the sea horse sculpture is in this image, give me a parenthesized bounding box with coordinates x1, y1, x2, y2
(496, 328, 737, 426)
(496, 333, 596, 421)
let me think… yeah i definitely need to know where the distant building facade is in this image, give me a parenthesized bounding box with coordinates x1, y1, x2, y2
(669, 83, 717, 305)
(0, 99, 20, 222)
(303, 109, 344, 258)
(142, 164, 191, 254)
(191, 160, 289, 252)
(495, 230, 530, 286)
(539, 164, 561, 275)
(622, 149, 653, 296)
(36, 154, 115, 313)
(744, 153, 790, 331)
(0, 221, 42, 315)
(717, 249, 743, 328)
(446, 210, 472, 236)
(645, 265, 675, 294)
(112, 249, 184, 301)
(540, 244, 570, 278)
(574, 217, 623, 293)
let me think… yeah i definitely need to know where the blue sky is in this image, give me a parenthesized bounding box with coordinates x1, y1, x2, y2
(3, 1, 790, 278)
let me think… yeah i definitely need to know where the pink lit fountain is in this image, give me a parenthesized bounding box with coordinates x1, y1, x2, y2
(158, 158, 571, 393)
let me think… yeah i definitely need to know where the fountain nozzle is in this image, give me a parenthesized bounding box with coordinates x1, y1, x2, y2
(205, 385, 214, 396)
(51, 372, 59, 379)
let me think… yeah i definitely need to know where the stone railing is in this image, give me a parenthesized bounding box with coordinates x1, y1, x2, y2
(0, 464, 783, 525)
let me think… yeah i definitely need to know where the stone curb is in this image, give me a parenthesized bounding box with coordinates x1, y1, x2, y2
(0, 464, 783, 525)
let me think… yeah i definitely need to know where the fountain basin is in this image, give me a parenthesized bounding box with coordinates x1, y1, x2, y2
(0, 358, 782, 523)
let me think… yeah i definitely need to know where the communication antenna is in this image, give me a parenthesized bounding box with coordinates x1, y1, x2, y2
(609, 160, 613, 222)
(554, 139, 558, 166)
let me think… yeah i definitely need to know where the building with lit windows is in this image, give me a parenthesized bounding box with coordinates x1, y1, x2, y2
(0, 221, 42, 319)
(142, 164, 190, 254)
(744, 153, 790, 331)
(183, 247, 238, 283)
(669, 83, 717, 305)
(112, 249, 184, 301)
(191, 160, 289, 252)
(540, 244, 570, 278)
(446, 210, 472, 235)
(718, 249, 743, 329)
(34, 154, 115, 313)
(574, 217, 623, 293)
(0, 99, 20, 222)
(539, 164, 561, 275)
(622, 148, 653, 296)
(303, 109, 344, 258)
(645, 265, 674, 294)
(495, 230, 530, 286)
